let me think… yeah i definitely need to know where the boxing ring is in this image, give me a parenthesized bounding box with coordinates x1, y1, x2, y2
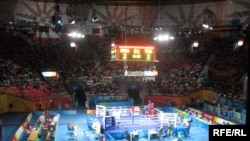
(88, 104, 190, 140)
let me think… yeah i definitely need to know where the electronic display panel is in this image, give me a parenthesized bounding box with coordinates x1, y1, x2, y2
(111, 45, 156, 61)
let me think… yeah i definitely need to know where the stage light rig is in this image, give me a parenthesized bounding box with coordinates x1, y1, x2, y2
(52, 0, 63, 32)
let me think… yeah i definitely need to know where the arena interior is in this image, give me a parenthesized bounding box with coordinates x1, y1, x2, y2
(0, 0, 249, 141)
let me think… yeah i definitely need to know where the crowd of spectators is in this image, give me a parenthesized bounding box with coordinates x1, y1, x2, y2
(203, 36, 247, 102)
(0, 27, 247, 111)
(0, 31, 69, 107)
(145, 39, 208, 96)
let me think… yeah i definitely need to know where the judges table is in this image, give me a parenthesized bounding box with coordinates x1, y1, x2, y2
(27, 130, 39, 141)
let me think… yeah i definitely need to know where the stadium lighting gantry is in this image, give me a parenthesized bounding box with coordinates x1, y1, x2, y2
(68, 32, 85, 38)
(153, 33, 175, 42)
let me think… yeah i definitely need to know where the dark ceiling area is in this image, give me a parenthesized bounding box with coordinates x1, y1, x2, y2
(35, 0, 227, 6)
(90, 0, 227, 6)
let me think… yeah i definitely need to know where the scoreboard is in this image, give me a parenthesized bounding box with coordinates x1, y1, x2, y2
(111, 45, 156, 61)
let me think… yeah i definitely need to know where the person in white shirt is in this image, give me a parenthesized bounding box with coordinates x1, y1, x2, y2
(112, 107, 121, 128)
(130, 130, 138, 141)
(159, 111, 165, 127)
(85, 100, 89, 109)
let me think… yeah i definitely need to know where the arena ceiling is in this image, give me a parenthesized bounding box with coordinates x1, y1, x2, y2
(34, 0, 227, 6)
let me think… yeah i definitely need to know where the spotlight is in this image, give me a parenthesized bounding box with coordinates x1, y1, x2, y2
(202, 24, 209, 29)
(237, 40, 244, 46)
(70, 42, 76, 48)
(153, 34, 174, 42)
(192, 41, 199, 47)
(68, 32, 85, 38)
(92, 16, 99, 22)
